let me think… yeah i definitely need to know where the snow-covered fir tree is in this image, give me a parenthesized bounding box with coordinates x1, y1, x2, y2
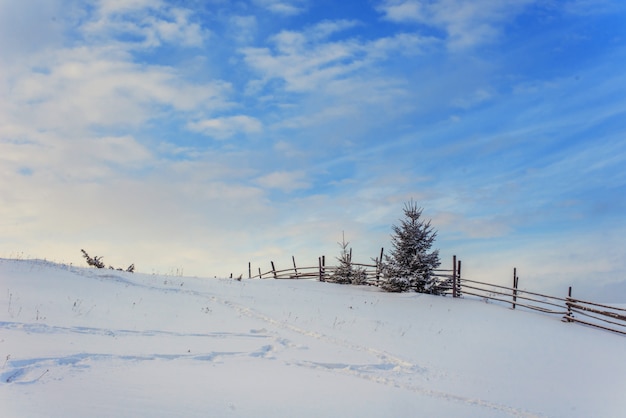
(381, 201, 442, 293)
(328, 234, 367, 285)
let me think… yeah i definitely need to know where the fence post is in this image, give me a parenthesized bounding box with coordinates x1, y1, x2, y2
(457, 259, 462, 296)
(452, 255, 457, 298)
(318, 257, 324, 282)
(512, 268, 519, 309)
(271, 261, 277, 279)
(563, 286, 573, 322)
(248, 262, 251, 279)
(258, 267, 262, 279)
(292, 256, 299, 279)
(376, 247, 384, 285)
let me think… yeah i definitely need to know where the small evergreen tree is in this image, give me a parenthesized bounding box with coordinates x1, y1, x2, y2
(80, 249, 134, 273)
(81, 249, 105, 269)
(328, 234, 367, 285)
(381, 201, 442, 293)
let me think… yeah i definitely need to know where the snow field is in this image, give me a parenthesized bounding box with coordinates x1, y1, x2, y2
(1, 259, 625, 417)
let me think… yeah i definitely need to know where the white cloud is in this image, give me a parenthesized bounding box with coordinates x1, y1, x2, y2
(98, 0, 160, 15)
(308, 19, 361, 40)
(241, 23, 365, 92)
(376, 0, 533, 49)
(187, 115, 263, 139)
(82, 0, 208, 48)
(432, 211, 512, 239)
(229, 15, 258, 44)
(253, 0, 308, 16)
(149, 8, 206, 47)
(377, 0, 424, 21)
(0, 129, 153, 187)
(241, 23, 431, 94)
(255, 170, 310, 192)
(4, 44, 231, 136)
(91, 135, 153, 165)
(561, 0, 625, 15)
(451, 88, 494, 108)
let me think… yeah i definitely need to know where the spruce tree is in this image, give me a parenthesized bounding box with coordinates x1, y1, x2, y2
(329, 234, 367, 285)
(381, 201, 442, 293)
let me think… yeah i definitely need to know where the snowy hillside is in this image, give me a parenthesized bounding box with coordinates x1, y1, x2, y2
(1, 259, 625, 417)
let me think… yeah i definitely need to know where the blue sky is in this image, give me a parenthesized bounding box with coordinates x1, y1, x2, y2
(1, 0, 625, 297)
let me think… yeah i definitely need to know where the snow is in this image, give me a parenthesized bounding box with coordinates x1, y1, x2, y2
(1, 259, 625, 417)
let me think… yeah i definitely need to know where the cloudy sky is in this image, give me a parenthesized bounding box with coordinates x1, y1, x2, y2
(1, 0, 625, 294)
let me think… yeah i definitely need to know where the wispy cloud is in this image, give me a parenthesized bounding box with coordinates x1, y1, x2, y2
(4, 48, 230, 139)
(255, 170, 310, 192)
(228, 15, 258, 44)
(239, 22, 434, 142)
(241, 19, 434, 93)
(188, 115, 263, 139)
(376, 0, 533, 48)
(561, 0, 625, 15)
(242, 32, 364, 92)
(82, 0, 208, 48)
(252, 0, 309, 16)
(451, 88, 495, 109)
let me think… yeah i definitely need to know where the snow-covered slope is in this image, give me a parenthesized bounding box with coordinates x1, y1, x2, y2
(1, 259, 624, 417)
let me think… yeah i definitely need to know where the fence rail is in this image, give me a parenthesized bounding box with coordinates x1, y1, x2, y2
(564, 295, 626, 335)
(459, 278, 568, 315)
(458, 275, 626, 336)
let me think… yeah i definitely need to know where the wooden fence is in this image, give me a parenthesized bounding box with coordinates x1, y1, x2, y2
(456, 267, 626, 336)
(247, 250, 454, 288)
(249, 255, 381, 282)
(246, 254, 625, 336)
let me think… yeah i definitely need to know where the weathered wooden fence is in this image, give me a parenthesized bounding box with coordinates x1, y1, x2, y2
(562, 289, 626, 335)
(456, 267, 626, 336)
(249, 255, 385, 284)
(246, 254, 625, 336)
(248, 250, 454, 288)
